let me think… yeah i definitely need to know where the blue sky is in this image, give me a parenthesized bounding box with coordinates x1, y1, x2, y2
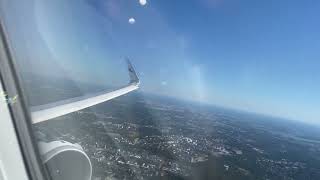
(2, 0, 320, 124)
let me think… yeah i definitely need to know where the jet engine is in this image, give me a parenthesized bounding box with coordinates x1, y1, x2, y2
(38, 141, 92, 180)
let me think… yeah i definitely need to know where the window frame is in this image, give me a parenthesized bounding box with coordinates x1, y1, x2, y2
(0, 17, 49, 180)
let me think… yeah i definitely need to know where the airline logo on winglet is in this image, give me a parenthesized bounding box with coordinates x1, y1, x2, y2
(126, 57, 140, 86)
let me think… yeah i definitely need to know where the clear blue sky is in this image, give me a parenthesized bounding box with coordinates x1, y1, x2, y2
(2, 0, 320, 124)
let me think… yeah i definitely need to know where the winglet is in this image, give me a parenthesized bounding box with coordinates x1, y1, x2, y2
(126, 57, 140, 86)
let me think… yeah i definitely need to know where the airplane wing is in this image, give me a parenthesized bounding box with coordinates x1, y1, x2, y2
(30, 59, 140, 124)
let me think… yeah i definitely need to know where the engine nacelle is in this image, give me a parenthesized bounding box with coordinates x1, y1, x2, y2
(38, 141, 92, 180)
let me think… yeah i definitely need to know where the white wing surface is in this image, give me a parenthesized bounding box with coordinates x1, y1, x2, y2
(31, 59, 139, 124)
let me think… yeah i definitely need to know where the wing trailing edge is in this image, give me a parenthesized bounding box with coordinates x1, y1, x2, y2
(31, 59, 139, 124)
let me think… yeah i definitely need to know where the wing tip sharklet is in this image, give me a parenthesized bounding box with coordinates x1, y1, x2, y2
(126, 57, 140, 86)
(31, 58, 140, 124)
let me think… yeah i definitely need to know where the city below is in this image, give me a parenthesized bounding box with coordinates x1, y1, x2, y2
(33, 91, 320, 180)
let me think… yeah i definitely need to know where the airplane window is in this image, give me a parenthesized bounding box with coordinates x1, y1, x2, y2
(1, 0, 320, 180)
